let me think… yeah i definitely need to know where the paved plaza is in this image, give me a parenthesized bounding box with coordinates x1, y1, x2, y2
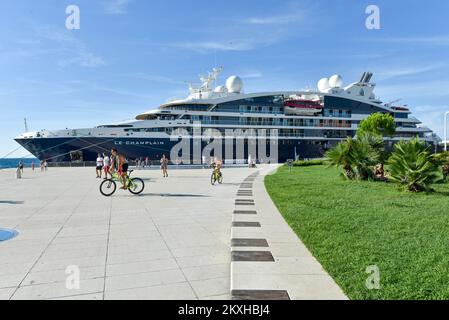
(0, 165, 346, 300)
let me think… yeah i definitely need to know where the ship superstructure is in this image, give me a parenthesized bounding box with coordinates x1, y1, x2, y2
(15, 68, 436, 163)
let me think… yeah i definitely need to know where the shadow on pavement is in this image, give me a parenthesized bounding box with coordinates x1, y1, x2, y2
(135, 193, 210, 198)
(0, 200, 24, 204)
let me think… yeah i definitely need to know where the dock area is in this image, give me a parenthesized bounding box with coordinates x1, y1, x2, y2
(0, 166, 345, 300)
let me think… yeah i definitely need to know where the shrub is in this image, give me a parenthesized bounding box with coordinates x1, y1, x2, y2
(292, 159, 325, 167)
(325, 134, 380, 180)
(387, 138, 441, 192)
(325, 137, 356, 179)
(432, 151, 449, 181)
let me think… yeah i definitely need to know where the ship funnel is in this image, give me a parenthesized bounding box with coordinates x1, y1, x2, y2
(360, 71, 373, 84)
(359, 72, 367, 83)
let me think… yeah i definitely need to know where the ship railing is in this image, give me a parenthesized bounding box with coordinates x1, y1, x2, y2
(44, 160, 261, 168)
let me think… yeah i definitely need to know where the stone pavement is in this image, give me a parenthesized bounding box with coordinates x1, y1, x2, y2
(230, 166, 347, 300)
(0, 165, 346, 300)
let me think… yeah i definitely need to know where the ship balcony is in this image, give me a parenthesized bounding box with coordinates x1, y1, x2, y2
(396, 127, 431, 133)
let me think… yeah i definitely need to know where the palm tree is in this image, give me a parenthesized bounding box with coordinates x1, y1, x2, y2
(387, 138, 441, 192)
(351, 134, 380, 180)
(432, 151, 449, 181)
(326, 134, 380, 181)
(325, 137, 356, 180)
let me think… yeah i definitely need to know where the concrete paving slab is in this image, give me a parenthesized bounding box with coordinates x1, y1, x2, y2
(105, 269, 186, 291)
(1, 165, 346, 300)
(104, 282, 197, 300)
(230, 166, 348, 300)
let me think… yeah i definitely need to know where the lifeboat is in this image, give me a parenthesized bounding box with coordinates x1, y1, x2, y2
(284, 99, 323, 115)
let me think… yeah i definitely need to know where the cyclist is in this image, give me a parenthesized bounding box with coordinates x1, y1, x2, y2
(211, 157, 222, 177)
(118, 154, 129, 189)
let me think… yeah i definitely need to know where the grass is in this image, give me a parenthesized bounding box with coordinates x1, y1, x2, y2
(292, 159, 326, 167)
(265, 165, 449, 300)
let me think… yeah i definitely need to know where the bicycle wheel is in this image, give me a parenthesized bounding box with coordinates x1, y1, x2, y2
(218, 173, 223, 184)
(210, 172, 216, 185)
(100, 179, 116, 197)
(128, 178, 145, 195)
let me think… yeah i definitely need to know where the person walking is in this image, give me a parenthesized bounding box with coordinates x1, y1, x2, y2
(160, 154, 168, 178)
(16, 164, 22, 179)
(18, 160, 24, 173)
(138, 157, 143, 170)
(31, 161, 35, 171)
(103, 153, 110, 179)
(96, 153, 104, 178)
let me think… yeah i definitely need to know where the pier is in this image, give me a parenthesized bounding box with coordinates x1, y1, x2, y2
(0, 166, 345, 300)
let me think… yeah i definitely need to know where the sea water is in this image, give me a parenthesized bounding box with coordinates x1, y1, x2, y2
(0, 158, 39, 169)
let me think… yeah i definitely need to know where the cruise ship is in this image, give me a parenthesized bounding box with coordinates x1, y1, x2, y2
(15, 68, 437, 163)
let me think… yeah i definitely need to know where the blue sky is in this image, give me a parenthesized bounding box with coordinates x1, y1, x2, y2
(1, 0, 449, 157)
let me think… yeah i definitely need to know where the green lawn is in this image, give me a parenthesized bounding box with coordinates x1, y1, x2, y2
(265, 165, 449, 300)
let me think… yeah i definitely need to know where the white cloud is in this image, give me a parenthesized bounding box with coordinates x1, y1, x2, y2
(157, 5, 309, 53)
(92, 85, 153, 100)
(240, 71, 264, 79)
(244, 12, 304, 25)
(170, 35, 281, 53)
(413, 105, 449, 137)
(36, 28, 105, 68)
(376, 64, 444, 80)
(376, 80, 449, 100)
(121, 73, 182, 85)
(172, 40, 254, 52)
(102, 0, 133, 15)
(373, 35, 449, 46)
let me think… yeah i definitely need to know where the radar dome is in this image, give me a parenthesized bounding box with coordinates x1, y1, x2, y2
(317, 78, 330, 92)
(214, 85, 227, 93)
(329, 74, 343, 88)
(226, 76, 243, 93)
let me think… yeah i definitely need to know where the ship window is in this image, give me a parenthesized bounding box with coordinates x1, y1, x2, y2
(98, 124, 133, 128)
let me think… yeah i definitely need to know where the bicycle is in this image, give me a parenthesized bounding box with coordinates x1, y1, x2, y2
(100, 170, 145, 196)
(210, 168, 223, 185)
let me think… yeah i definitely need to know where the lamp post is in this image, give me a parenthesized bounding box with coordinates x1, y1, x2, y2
(445, 111, 449, 151)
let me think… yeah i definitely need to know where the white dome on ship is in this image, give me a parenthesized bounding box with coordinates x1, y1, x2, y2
(214, 85, 228, 93)
(317, 78, 330, 92)
(226, 76, 243, 93)
(329, 74, 343, 88)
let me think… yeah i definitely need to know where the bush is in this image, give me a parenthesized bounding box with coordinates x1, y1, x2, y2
(387, 138, 441, 192)
(325, 134, 381, 180)
(432, 151, 449, 181)
(292, 159, 325, 167)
